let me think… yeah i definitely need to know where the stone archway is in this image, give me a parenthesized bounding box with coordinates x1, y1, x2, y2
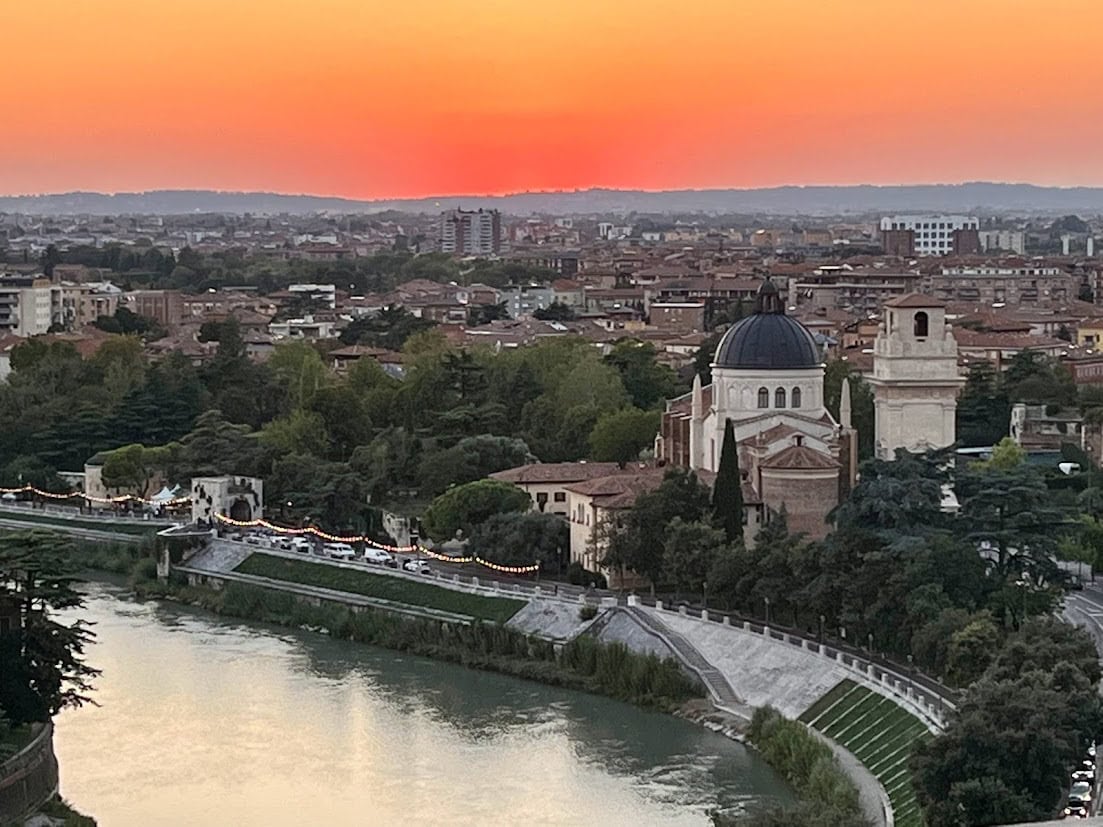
(229, 498, 253, 521)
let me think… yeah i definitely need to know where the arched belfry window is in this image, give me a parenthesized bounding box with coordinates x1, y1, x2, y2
(791, 387, 802, 408)
(757, 387, 769, 408)
(775, 387, 786, 408)
(913, 311, 929, 338)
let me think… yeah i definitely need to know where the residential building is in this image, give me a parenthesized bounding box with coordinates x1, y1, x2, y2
(490, 462, 627, 519)
(879, 215, 980, 256)
(927, 264, 1076, 304)
(439, 209, 501, 255)
(0, 275, 59, 336)
(648, 302, 706, 333)
(1009, 403, 1084, 453)
(979, 230, 1026, 255)
(287, 283, 337, 309)
(125, 289, 183, 329)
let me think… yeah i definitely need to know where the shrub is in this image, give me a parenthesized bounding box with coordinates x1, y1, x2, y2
(579, 604, 598, 621)
(566, 561, 607, 589)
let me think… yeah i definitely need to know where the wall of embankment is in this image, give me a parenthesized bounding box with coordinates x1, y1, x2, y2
(0, 723, 59, 824)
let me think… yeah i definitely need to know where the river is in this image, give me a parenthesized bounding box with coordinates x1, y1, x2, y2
(53, 583, 792, 826)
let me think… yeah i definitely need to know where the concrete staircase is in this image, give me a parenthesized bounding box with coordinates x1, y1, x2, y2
(625, 606, 743, 710)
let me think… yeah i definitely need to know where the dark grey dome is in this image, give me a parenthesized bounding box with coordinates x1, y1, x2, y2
(713, 280, 821, 370)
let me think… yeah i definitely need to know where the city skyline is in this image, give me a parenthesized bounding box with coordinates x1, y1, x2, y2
(7, 0, 1103, 198)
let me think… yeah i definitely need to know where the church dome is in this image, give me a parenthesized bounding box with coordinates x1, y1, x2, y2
(713, 280, 821, 370)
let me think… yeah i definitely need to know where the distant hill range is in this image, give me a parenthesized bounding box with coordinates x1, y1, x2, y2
(2, 184, 1102, 216)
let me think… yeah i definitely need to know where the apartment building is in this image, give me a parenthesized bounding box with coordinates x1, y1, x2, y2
(880, 215, 980, 256)
(439, 209, 501, 255)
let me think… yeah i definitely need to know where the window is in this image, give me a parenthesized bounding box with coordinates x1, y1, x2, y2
(775, 387, 786, 408)
(536, 492, 548, 511)
(791, 387, 802, 408)
(913, 311, 929, 338)
(553, 492, 566, 503)
(757, 387, 769, 408)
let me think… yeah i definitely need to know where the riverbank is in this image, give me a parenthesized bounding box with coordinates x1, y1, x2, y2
(58, 542, 862, 825)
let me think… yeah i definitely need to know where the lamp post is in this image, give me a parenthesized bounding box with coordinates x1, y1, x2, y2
(867, 632, 874, 654)
(764, 596, 771, 627)
(819, 614, 825, 644)
(702, 580, 708, 610)
(907, 654, 914, 695)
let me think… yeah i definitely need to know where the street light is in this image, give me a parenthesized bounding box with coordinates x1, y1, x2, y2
(819, 614, 825, 643)
(764, 596, 771, 627)
(867, 631, 874, 654)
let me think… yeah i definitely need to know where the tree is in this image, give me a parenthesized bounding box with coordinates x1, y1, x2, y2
(712, 419, 743, 542)
(421, 480, 532, 541)
(976, 436, 1026, 471)
(533, 302, 577, 322)
(663, 518, 726, 596)
(468, 512, 569, 569)
(956, 361, 1010, 447)
(268, 340, 329, 410)
(417, 435, 535, 498)
(832, 449, 950, 539)
(467, 302, 509, 326)
(0, 532, 99, 725)
(601, 468, 712, 589)
(100, 443, 174, 498)
(603, 340, 678, 410)
(588, 408, 659, 467)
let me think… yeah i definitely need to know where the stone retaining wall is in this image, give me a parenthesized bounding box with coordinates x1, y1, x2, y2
(0, 722, 59, 824)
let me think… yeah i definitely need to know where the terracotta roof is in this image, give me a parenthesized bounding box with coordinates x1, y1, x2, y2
(490, 462, 626, 485)
(761, 445, 840, 470)
(749, 423, 803, 447)
(952, 330, 1067, 350)
(884, 293, 947, 309)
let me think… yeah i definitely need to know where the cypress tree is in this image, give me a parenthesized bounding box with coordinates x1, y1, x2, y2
(712, 418, 743, 542)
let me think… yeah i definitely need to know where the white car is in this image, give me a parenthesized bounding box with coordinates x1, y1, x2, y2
(289, 537, 312, 553)
(402, 558, 431, 575)
(363, 548, 393, 565)
(1069, 781, 1093, 805)
(324, 542, 356, 559)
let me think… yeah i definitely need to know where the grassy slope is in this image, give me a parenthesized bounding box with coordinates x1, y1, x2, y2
(800, 679, 930, 827)
(234, 553, 526, 623)
(0, 509, 158, 535)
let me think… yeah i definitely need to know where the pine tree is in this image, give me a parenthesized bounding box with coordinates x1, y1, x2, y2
(712, 418, 744, 542)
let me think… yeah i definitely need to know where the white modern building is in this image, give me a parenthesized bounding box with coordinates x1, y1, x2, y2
(0, 275, 60, 337)
(287, 283, 336, 309)
(879, 215, 979, 256)
(978, 230, 1026, 255)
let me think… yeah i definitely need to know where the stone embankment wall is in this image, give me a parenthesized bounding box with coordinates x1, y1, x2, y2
(0, 723, 59, 824)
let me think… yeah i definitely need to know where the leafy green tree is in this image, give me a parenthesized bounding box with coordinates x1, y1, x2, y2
(468, 512, 569, 569)
(945, 614, 1000, 685)
(663, 518, 726, 597)
(588, 407, 659, 467)
(417, 435, 535, 498)
(421, 480, 532, 541)
(268, 341, 329, 410)
(350, 427, 420, 501)
(533, 302, 577, 322)
(601, 468, 712, 589)
(712, 418, 743, 542)
(309, 384, 372, 461)
(175, 409, 270, 481)
(259, 410, 329, 456)
(100, 443, 175, 497)
(832, 449, 950, 538)
(0, 532, 99, 725)
(1001, 350, 1076, 407)
(692, 332, 722, 385)
(956, 361, 1010, 447)
(467, 302, 509, 326)
(339, 305, 434, 351)
(603, 340, 678, 410)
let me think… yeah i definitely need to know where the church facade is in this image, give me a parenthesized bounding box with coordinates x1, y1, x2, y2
(657, 281, 858, 540)
(658, 285, 965, 539)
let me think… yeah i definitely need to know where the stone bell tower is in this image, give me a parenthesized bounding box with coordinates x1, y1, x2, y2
(870, 294, 963, 460)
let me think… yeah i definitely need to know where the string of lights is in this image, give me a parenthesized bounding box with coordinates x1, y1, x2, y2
(213, 514, 541, 574)
(0, 484, 191, 507)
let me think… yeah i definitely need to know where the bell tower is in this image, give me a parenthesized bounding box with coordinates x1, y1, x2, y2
(870, 295, 963, 460)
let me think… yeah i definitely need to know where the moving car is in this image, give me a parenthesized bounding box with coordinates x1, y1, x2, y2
(1068, 781, 1092, 805)
(402, 559, 431, 575)
(363, 548, 393, 565)
(324, 542, 356, 559)
(1071, 769, 1093, 783)
(1063, 803, 1089, 819)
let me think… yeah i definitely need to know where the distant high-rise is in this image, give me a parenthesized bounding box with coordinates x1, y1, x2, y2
(440, 209, 501, 255)
(879, 215, 979, 256)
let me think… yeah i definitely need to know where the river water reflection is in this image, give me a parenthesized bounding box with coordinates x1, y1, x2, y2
(54, 583, 792, 826)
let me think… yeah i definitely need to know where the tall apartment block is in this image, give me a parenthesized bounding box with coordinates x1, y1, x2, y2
(440, 209, 501, 255)
(879, 215, 979, 256)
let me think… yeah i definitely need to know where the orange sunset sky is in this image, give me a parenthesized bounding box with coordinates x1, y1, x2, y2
(6, 0, 1103, 198)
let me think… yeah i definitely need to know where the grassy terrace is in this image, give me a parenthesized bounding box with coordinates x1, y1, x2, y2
(0, 509, 159, 536)
(800, 679, 931, 827)
(234, 553, 526, 624)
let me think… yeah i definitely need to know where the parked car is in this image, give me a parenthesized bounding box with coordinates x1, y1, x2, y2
(362, 548, 393, 565)
(1069, 781, 1092, 805)
(1063, 803, 1089, 819)
(402, 559, 431, 575)
(244, 534, 264, 546)
(324, 542, 356, 559)
(274, 537, 294, 551)
(289, 537, 312, 553)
